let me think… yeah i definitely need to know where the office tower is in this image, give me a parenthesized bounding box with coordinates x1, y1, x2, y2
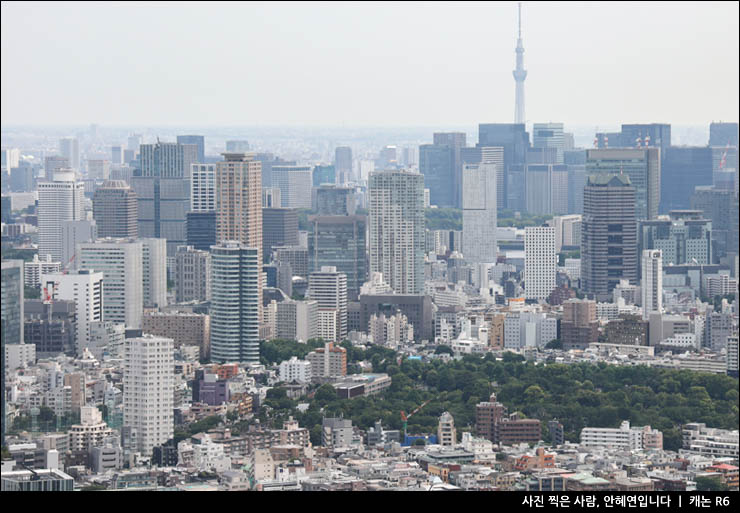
(37, 169, 85, 262)
(368, 170, 425, 294)
(586, 148, 660, 220)
(546, 214, 582, 253)
(433, 132, 466, 208)
(59, 137, 80, 170)
(141, 238, 167, 309)
(9, 162, 35, 192)
(2, 261, 24, 347)
(565, 150, 587, 214)
(215, 153, 263, 318)
(462, 162, 497, 264)
(462, 146, 505, 212)
(709, 122, 739, 147)
(127, 133, 142, 153)
(24, 298, 76, 356)
(335, 146, 353, 184)
(419, 143, 455, 208)
(41, 270, 103, 356)
(513, 2, 527, 124)
(87, 159, 110, 181)
(255, 153, 297, 188)
(274, 246, 309, 279)
(621, 124, 671, 154)
(307, 266, 348, 341)
(262, 208, 299, 264)
(132, 142, 193, 256)
(524, 226, 556, 300)
(210, 242, 260, 363)
(639, 211, 712, 266)
(315, 185, 356, 215)
(641, 250, 662, 320)
(308, 215, 367, 299)
(581, 174, 638, 301)
(478, 124, 530, 210)
(561, 299, 598, 350)
(177, 135, 205, 163)
(109, 146, 123, 166)
(186, 211, 217, 251)
(174, 245, 211, 303)
(191, 163, 216, 212)
(226, 140, 250, 153)
(123, 334, 174, 456)
(61, 220, 97, 270)
(661, 147, 713, 213)
(272, 165, 312, 208)
(44, 155, 69, 180)
(23, 255, 61, 288)
(525, 164, 569, 215)
(77, 239, 143, 328)
(93, 180, 138, 238)
(313, 165, 336, 186)
(532, 123, 565, 163)
(1, 148, 20, 171)
(262, 187, 281, 208)
(691, 187, 739, 265)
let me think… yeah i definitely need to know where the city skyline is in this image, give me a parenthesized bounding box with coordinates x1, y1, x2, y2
(1, 2, 738, 127)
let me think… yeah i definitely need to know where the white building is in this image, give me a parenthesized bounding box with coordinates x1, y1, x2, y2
(61, 219, 97, 270)
(524, 226, 556, 300)
(307, 266, 348, 341)
(89, 321, 126, 361)
(141, 238, 167, 308)
(641, 249, 662, 320)
(37, 169, 85, 262)
(462, 162, 497, 263)
(123, 335, 174, 457)
(4, 344, 36, 372)
(77, 239, 143, 329)
(279, 357, 312, 384)
(275, 299, 318, 342)
(190, 163, 216, 212)
(174, 245, 211, 303)
(41, 269, 103, 356)
(59, 137, 80, 170)
(24, 254, 61, 288)
(547, 214, 582, 253)
(272, 165, 313, 209)
(69, 406, 113, 453)
(580, 421, 663, 451)
(504, 311, 557, 350)
(682, 423, 739, 459)
(368, 311, 413, 349)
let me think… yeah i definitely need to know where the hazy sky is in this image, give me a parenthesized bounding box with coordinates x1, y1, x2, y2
(1, 1, 738, 127)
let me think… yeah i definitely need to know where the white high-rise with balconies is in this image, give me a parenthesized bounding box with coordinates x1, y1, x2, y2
(307, 266, 348, 341)
(524, 226, 556, 300)
(641, 249, 662, 320)
(37, 169, 85, 262)
(462, 162, 497, 263)
(123, 334, 174, 456)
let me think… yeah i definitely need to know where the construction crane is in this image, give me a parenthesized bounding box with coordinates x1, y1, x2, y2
(400, 399, 432, 441)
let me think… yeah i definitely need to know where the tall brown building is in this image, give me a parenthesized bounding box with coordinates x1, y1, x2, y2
(92, 180, 138, 238)
(561, 299, 599, 351)
(476, 393, 542, 445)
(215, 153, 263, 317)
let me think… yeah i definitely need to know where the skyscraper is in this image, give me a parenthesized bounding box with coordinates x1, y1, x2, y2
(140, 238, 167, 309)
(641, 249, 662, 320)
(262, 208, 299, 263)
(525, 164, 569, 215)
(335, 146, 353, 184)
(433, 132, 466, 208)
(477, 124, 530, 210)
(462, 162, 497, 263)
(462, 146, 505, 212)
(661, 147, 714, 213)
(37, 169, 85, 262)
(177, 135, 205, 163)
(272, 165, 313, 208)
(524, 226, 556, 300)
(123, 334, 174, 456)
(307, 266, 348, 341)
(513, 2, 527, 124)
(419, 143, 455, 208)
(59, 137, 80, 170)
(191, 163, 216, 212)
(586, 148, 660, 220)
(581, 174, 638, 301)
(308, 215, 367, 299)
(210, 242, 260, 364)
(174, 245, 211, 303)
(1, 260, 24, 347)
(709, 122, 738, 147)
(215, 153, 263, 318)
(532, 123, 565, 163)
(368, 170, 425, 294)
(93, 180, 138, 238)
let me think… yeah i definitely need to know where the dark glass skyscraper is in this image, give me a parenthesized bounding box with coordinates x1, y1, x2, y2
(477, 124, 530, 210)
(662, 147, 713, 213)
(419, 144, 455, 208)
(186, 211, 217, 251)
(433, 132, 466, 208)
(308, 215, 367, 300)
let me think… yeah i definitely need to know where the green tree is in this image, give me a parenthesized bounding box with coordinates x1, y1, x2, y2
(315, 384, 337, 403)
(695, 476, 728, 491)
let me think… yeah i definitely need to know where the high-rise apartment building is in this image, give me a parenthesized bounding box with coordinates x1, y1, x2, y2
(306, 342, 347, 379)
(462, 162, 497, 264)
(641, 250, 663, 320)
(37, 170, 85, 262)
(93, 180, 138, 239)
(77, 239, 143, 329)
(368, 170, 425, 294)
(41, 270, 103, 356)
(524, 226, 556, 300)
(174, 245, 211, 303)
(210, 242, 260, 364)
(307, 266, 348, 341)
(123, 335, 174, 456)
(586, 148, 660, 220)
(581, 174, 638, 301)
(23, 255, 61, 288)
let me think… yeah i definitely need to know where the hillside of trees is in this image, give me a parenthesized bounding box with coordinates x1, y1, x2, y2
(259, 341, 739, 450)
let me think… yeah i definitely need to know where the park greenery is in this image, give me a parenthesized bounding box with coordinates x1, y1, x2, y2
(255, 340, 739, 450)
(425, 208, 556, 232)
